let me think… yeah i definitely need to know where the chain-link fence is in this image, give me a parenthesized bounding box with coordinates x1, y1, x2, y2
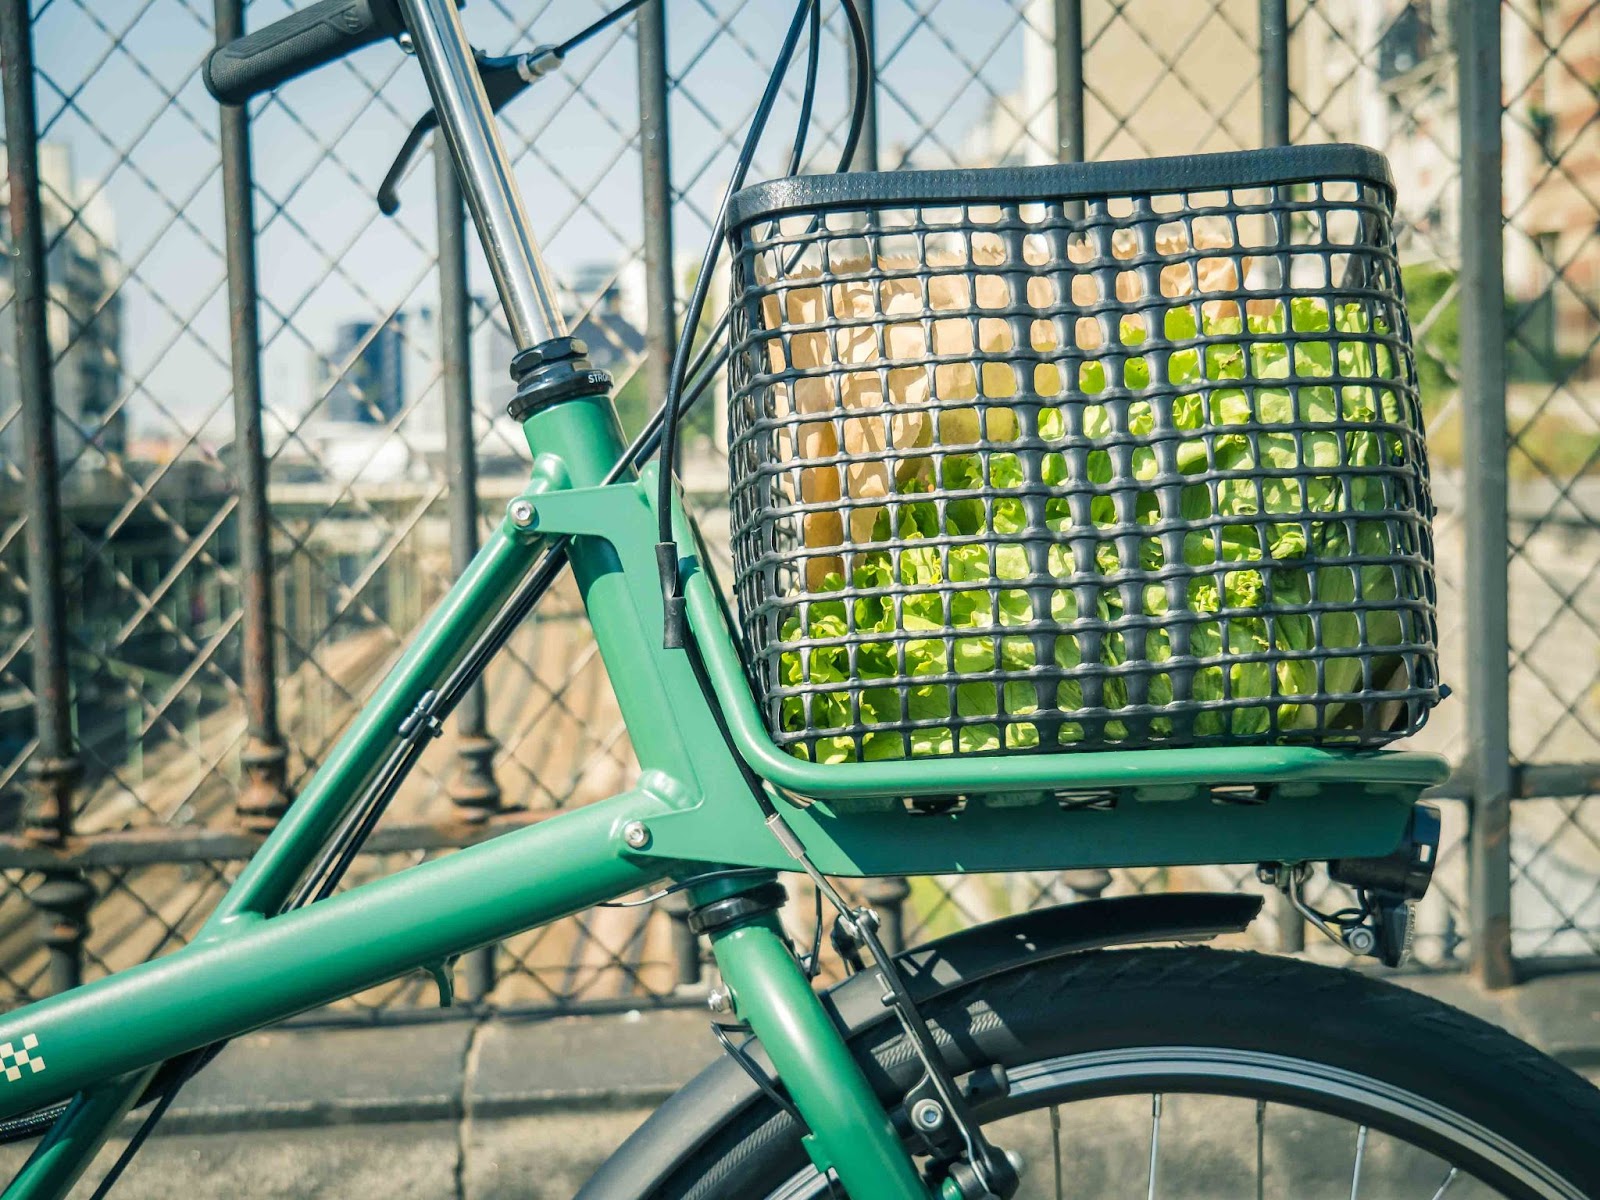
(0, 0, 1592, 1017)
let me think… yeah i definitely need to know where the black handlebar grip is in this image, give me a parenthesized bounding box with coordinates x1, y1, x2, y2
(203, 0, 405, 105)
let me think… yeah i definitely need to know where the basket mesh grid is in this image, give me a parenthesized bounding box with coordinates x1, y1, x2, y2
(725, 148, 1440, 764)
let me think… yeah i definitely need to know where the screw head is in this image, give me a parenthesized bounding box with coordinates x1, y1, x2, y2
(621, 821, 650, 850)
(1345, 925, 1377, 956)
(507, 498, 536, 528)
(707, 984, 733, 1014)
(910, 1098, 945, 1131)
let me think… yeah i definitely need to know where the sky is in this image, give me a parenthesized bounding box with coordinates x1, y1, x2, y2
(18, 0, 1037, 444)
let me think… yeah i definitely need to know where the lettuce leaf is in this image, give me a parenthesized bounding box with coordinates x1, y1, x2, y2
(777, 297, 1417, 760)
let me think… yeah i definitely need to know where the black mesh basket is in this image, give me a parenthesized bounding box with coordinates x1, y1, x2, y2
(724, 145, 1439, 765)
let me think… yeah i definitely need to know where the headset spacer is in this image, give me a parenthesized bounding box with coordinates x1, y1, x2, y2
(506, 336, 613, 422)
(686, 881, 788, 936)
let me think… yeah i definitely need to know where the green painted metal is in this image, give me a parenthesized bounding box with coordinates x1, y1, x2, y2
(0, 791, 672, 1121)
(0, 370, 1450, 1199)
(520, 394, 634, 488)
(3, 1071, 154, 1200)
(530, 484, 712, 789)
(0, 478, 577, 1192)
(516, 469, 1447, 874)
(209, 491, 559, 927)
(642, 778, 1427, 877)
(707, 907, 932, 1200)
(667, 495, 1449, 804)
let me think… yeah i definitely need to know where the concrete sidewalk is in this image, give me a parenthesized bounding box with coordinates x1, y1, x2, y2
(2, 969, 1595, 1198)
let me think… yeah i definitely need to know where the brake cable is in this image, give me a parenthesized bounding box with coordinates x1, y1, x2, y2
(653, 0, 818, 648)
(377, 0, 651, 215)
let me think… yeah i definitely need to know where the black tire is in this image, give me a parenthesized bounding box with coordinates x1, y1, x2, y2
(649, 949, 1600, 1199)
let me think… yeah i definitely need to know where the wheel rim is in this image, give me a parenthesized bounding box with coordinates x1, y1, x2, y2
(761, 1046, 1587, 1200)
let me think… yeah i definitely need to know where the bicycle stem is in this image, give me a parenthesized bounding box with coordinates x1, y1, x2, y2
(397, 0, 564, 350)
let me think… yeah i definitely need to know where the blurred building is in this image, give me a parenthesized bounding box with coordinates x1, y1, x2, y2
(953, 0, 1269, 170)
(1303, 0, 1599, 377)
(283, 297, 531, 484)
(563, 261, 646, 374)
(1509, 0, 1599, 373)
(0, 142, 124, 468)
(320, 313, 408, 426)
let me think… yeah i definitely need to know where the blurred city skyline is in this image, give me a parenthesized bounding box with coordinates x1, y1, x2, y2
(15, 0, 1012, 451)
(5, 0, 1595, 466)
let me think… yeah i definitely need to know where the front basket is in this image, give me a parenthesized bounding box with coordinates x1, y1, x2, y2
(724, 145, 1440, 766)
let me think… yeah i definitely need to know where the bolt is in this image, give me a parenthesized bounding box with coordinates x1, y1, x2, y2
(621, 821, 651, 850)
(1345, 926, 1377, 956)
(508, 498, 536, 529)
(910, 1098, 945, 1132)
(707, 984, 733, 1014)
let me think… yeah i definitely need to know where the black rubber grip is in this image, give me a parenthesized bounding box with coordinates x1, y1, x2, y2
(203, 0, 404, 105)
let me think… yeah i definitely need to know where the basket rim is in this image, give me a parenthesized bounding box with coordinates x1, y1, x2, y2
(726, 142, 1394, 230)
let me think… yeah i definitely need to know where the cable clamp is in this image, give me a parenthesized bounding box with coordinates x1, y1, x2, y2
(516, 44, 564, 83)
(398, 689, 444, 745)
(657, 541, 686, 648)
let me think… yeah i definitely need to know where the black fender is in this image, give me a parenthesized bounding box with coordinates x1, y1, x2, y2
(576, 890, 1262, 1200)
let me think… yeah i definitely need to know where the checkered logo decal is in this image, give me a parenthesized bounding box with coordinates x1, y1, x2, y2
(0, 1036, 45, 1082)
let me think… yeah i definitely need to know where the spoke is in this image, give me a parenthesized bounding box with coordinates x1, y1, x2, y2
(1050, 1104, 1064, 1200)
(1147, 1093, 1162, 1200)
(1428, 1167, 1460, 1200)
(1349, 1124, 1369, 1200)
(1255, 1100, 1266, 1200)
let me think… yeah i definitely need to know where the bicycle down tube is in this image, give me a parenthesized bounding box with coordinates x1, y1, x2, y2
(0, 3, 938, 1198)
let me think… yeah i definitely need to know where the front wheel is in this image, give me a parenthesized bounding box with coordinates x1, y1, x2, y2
(651, 949, 1600, 1199)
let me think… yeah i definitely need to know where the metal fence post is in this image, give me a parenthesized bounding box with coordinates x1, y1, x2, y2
(436, 139, 501, 829)
(215, 0, 292, 834)
(637, 0, 676, 409)
(1054, 0, 1084, 164)
(1256, 0, 1304, 954)
(638, 0, 704, 985)
(661, 890, 701, 989)
(840, 0, 917, 951)
(1051, 0, 1115, 907)
(1459, 0, 1514, 990)
(1258, 0, 1289, 147)
(436, 136, 502, 1003)
(2, 0, 76, 848)
(861, 876, 910, 955)
(2, 0, 94, 991)
(32, 871, 94, 994)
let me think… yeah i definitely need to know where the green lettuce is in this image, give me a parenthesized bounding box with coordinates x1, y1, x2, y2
(777, 296, 1419, 763)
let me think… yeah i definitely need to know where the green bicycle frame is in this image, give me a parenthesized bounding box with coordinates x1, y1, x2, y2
(0, 1, 1449, 1197)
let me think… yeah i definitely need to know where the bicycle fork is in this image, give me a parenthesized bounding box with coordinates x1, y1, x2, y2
(695, 875, 1017, 1200)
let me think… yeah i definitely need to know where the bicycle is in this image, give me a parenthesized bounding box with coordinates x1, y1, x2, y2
(0, 1, 1596, 1197)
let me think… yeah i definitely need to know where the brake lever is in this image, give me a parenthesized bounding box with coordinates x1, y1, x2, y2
(378, 45, 563, 215)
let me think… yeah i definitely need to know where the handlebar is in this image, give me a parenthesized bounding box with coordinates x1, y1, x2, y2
(202, 0, 405, 105)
